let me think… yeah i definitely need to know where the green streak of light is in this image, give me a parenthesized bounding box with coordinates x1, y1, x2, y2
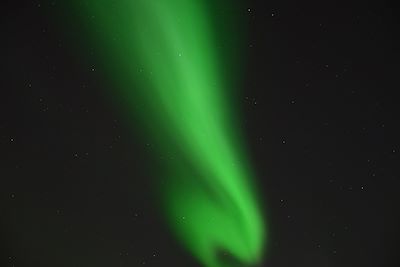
(68, 1, 266, 266)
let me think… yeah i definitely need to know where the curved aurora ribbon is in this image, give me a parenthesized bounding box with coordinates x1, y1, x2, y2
(68, 1, 266, 266)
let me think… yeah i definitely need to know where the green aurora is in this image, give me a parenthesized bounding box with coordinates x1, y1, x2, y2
(67, 1, 266, 266)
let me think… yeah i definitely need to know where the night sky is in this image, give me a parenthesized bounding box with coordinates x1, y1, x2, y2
(2, 1, 400, 267)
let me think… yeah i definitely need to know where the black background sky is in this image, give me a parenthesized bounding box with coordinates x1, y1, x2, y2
(1, 1, 399, 267)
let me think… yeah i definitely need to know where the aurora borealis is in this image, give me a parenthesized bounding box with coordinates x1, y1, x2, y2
(69, 1, 265, 267)
(4, 1, 400, 267)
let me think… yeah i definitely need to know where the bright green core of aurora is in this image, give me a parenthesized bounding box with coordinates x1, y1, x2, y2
(69, 1, 266, 266)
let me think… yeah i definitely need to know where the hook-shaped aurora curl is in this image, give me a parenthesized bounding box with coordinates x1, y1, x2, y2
(68, 1, 266, 266)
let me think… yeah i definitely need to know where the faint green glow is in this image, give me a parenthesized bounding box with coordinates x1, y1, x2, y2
(68, 1, 266, 266)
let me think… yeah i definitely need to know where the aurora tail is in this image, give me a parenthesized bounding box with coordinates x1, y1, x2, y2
(68, 1, 266, 266)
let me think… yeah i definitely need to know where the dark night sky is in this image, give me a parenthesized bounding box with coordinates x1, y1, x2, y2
(1, 1, 399, 267)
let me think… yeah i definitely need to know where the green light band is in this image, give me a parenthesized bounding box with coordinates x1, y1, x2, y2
(68, 1, 266, 266)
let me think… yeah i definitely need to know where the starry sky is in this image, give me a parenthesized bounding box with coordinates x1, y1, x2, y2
(1, 1, 400, 267)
